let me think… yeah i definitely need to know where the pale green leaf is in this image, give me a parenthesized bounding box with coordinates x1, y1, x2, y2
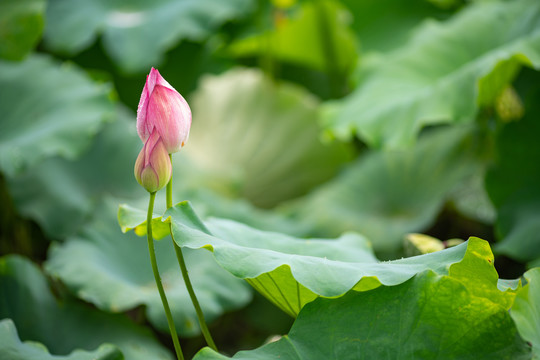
(5, 107, 140, 238)
(163, 201, 486, 317)
(185, 68, 352, 208)
(0, 54, 114, 176)
(44, 0, 256, 73)
(292, 125, 483, 253)
(511, 268, 540, 359)
(326, 0, 540, 148)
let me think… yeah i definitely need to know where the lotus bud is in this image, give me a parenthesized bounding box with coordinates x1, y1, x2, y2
(134, 130, 172, 193)
(137, 67, 191, 154)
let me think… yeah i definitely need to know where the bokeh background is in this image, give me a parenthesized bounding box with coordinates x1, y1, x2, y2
(1, 0, 540, 358)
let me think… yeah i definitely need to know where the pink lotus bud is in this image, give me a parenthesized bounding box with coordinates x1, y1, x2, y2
(137, 68, 191, 154)
(134, 130, 172, 193)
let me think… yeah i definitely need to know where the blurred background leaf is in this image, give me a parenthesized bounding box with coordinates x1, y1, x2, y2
(0, 255, 174, 360)
(0, 0, 45, 61)
(341, 0, 454, 54)
(228, 0, 357, 75)
(5, 107, 139, 239)
(0, 319, 123, 360)
(43, 0, 256, 73)
(289, 124, 486, 254)
(0, 55, 114, 176)
(185, 67, 352, 208)
(486, 69, 540, 264)
(325, 0, 540, 148)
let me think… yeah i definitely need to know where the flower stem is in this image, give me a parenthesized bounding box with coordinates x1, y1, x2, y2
(166, 159, 218, 351)
(147, 191, 184, 360)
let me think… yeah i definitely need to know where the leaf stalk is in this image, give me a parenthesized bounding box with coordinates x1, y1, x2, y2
(167, 155, 218, 351)
(147, 191, 185, 360)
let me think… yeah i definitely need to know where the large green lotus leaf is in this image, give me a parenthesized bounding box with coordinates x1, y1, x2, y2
(227, 1, 357, 74)
(5, 107, 141, 239)
(511, 268, 540, 359)
(291, 124, 483, 253)
(0, 319, 122, 360)
(0, 255, 173, 360)
(0, 54, 114, 176)
(194, 270, 530, 359)
(485, 71, 540, 262)
(185, 68, 352, 208)
(159, 202, 500, 317)
(46, 198, 251, 337)
(121, 201, 374, 317)
(0, 0, 45, 60)
(43, 0, 255, 73)
(325, 0, 540, 148)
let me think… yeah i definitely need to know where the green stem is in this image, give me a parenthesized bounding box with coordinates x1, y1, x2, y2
(147, 192, 184, 360)
(258, 0, 275, 80)
(167, 156, 218, 351)
(315, 0, 341, 98)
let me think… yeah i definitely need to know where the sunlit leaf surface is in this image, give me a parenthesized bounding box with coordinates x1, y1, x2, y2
(194, 270, 529, 359)
(0, 0, 45, 60)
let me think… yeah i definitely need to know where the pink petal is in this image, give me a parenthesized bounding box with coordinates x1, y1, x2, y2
(147, 85, 191, 153)
(147, 68, 176, 93)
(137, 68, 179, 143)
(152, 68, 176, 91)
(147, 68, 159, 94)
(137, 69, 159, 143)
(136, 80, 152, 142)
(143, 130, 161, 167)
